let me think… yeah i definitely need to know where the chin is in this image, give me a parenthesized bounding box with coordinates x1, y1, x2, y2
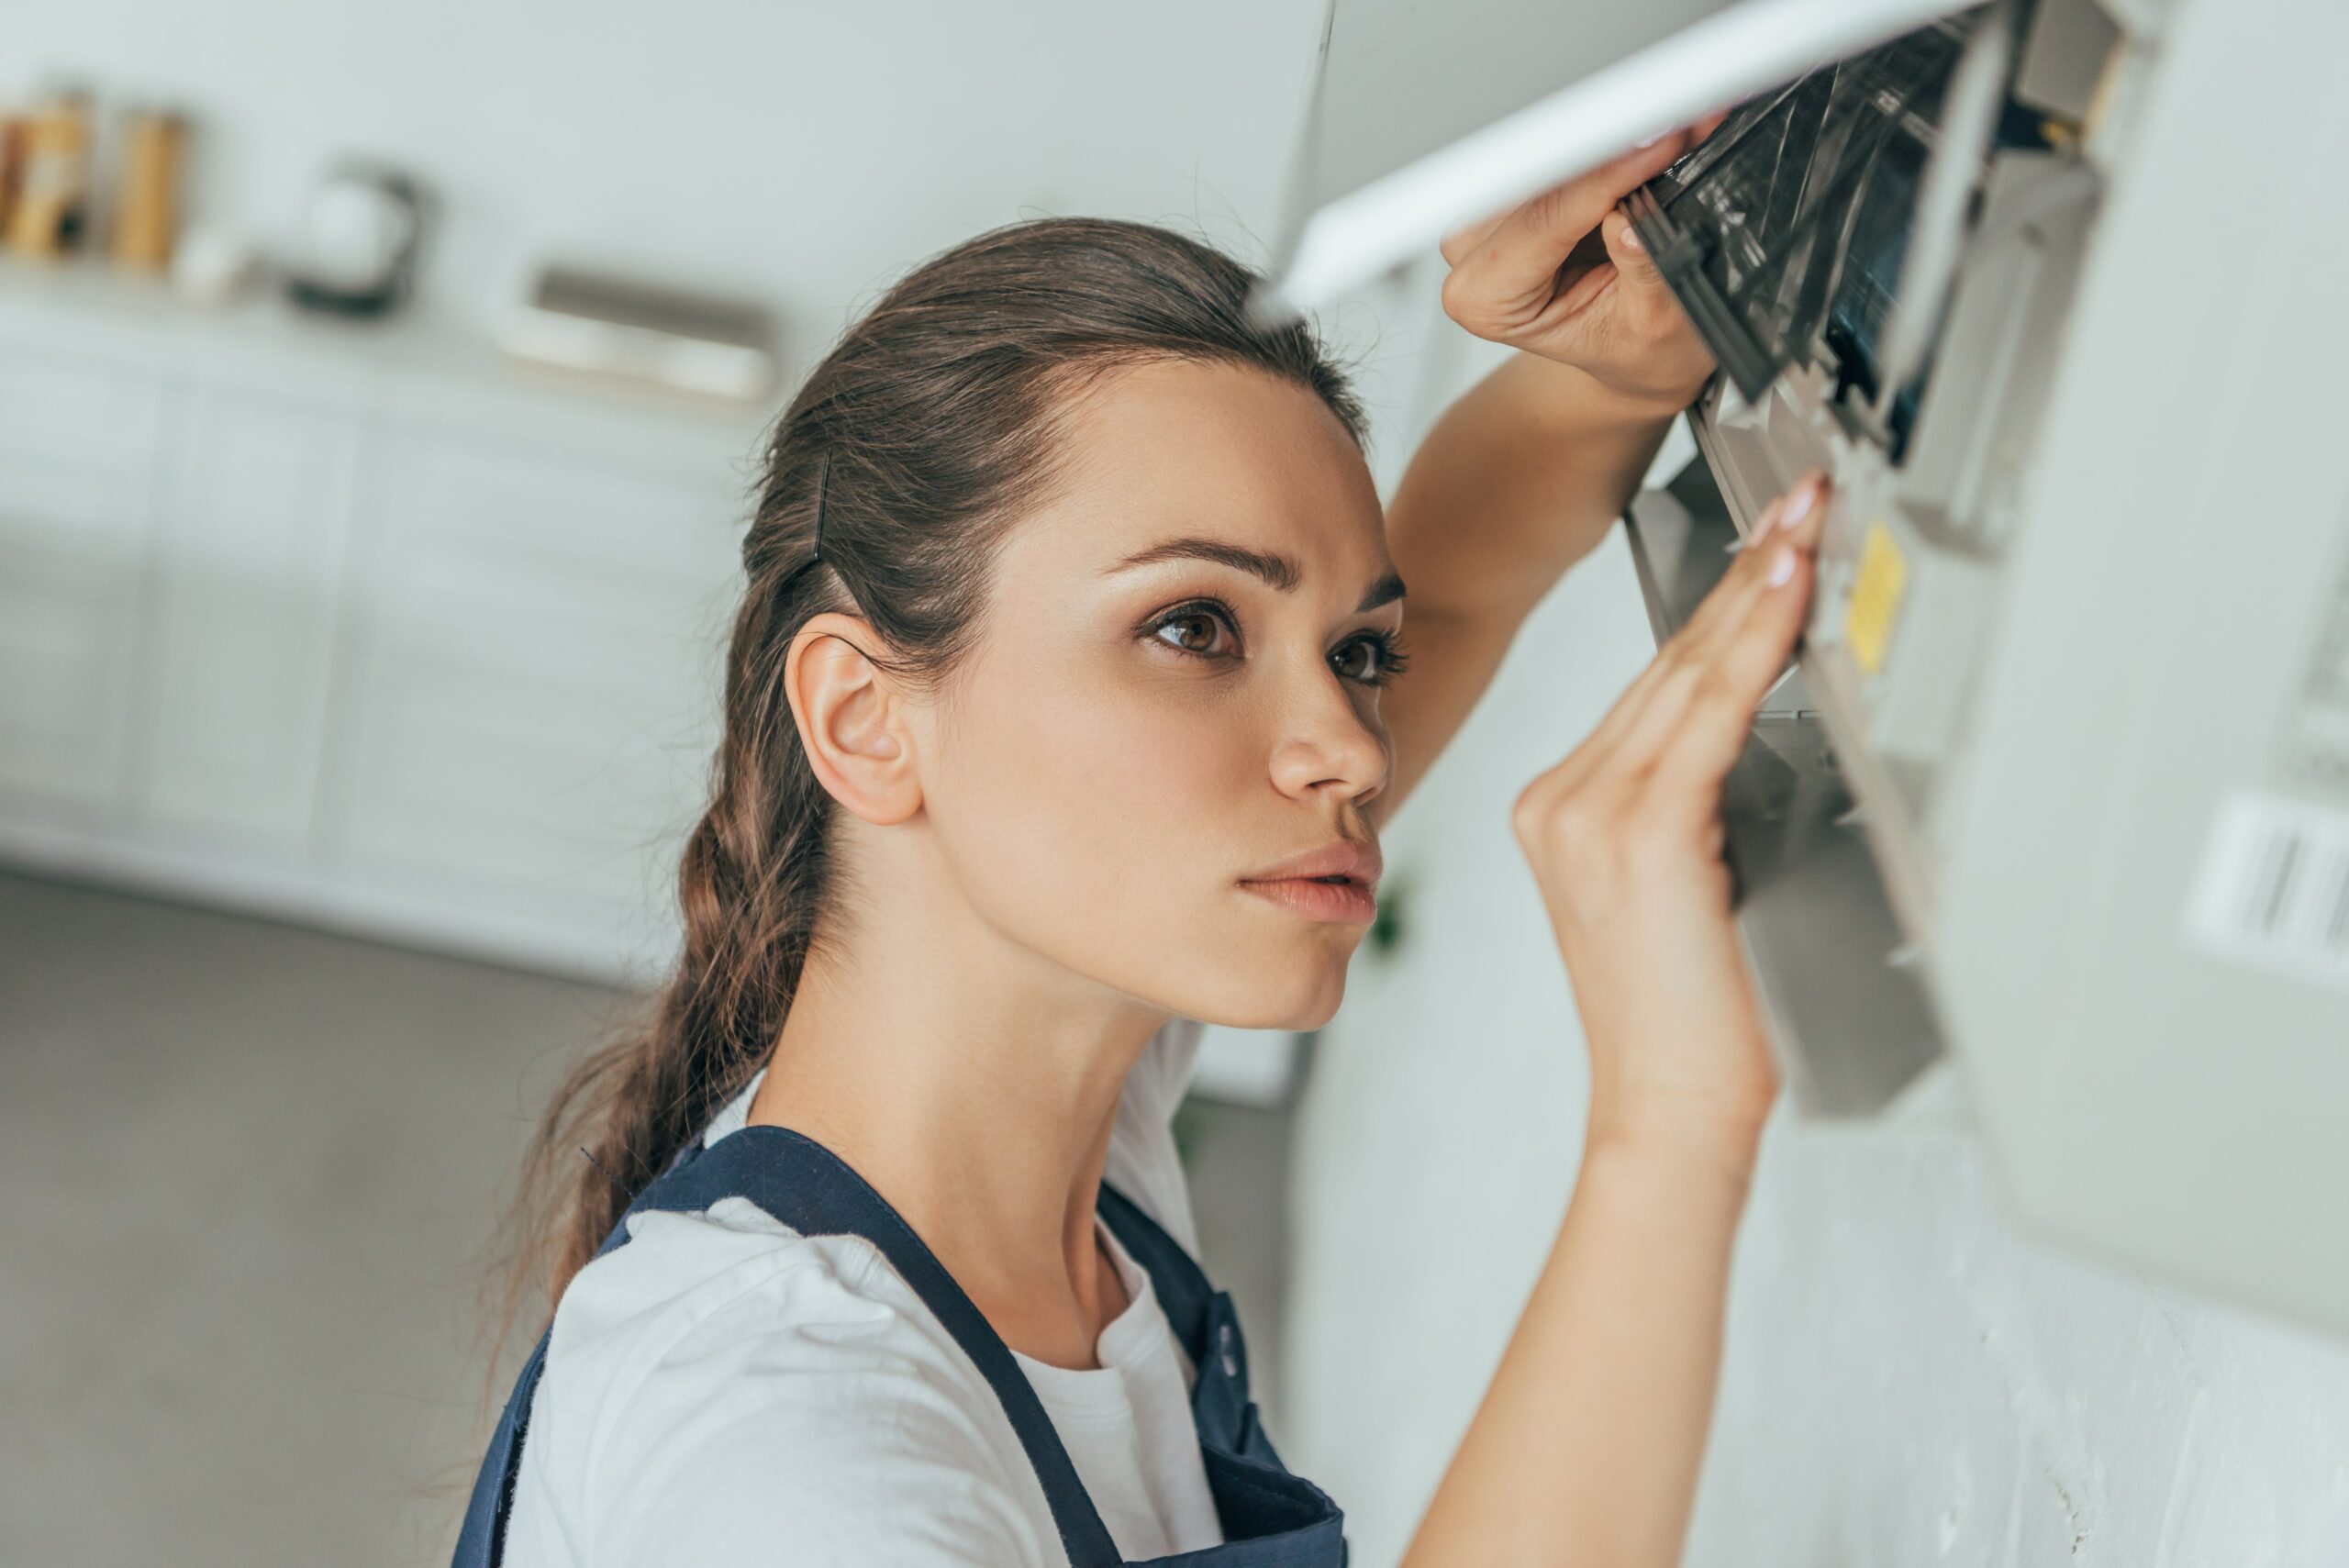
(1277, 984, 1347, 1033)
(1188, 941, 1354, 1032)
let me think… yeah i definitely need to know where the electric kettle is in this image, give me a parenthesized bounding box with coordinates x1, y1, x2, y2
(282, 159, 428, 317)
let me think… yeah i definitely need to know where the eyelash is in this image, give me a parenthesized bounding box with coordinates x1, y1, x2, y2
(1142, 596, 1412, 689)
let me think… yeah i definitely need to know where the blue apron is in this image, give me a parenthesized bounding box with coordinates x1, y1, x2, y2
(452, 1123, 1347, 1566)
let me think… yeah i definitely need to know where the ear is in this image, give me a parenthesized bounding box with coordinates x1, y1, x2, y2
(784, 612, 923, 827)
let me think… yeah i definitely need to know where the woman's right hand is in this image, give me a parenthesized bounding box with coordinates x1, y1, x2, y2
(1438, 115, 1729, 416)
(1511, 473, 1831, 1162)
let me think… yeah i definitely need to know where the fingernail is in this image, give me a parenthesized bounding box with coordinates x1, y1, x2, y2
(1775, 476, 1822, 532)
(1636, 131, 1667, 148)
(1767, 546, 1798, 587)
(1617, 224, 1643, 253)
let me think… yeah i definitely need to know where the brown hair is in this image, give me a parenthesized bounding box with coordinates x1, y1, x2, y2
(500, 217, 1371, 1326)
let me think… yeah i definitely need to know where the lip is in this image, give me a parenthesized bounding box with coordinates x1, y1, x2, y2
(1238, 839, 1382, 927)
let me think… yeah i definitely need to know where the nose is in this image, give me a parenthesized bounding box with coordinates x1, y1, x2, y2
(1266, 658, 1390, 810)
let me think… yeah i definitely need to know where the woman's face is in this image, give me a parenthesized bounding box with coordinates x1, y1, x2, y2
(914, 357, 1400, 1031)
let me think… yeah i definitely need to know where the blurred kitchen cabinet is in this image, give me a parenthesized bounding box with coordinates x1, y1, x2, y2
(325, 426, 739, 966)
(0, 345, 163, 817)
(0, 261, 767, 981)
(134, 391, 361, 854)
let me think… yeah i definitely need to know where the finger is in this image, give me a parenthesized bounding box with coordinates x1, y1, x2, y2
(1648, 545, 1816, 803)
(1543, 471, 1829, 793)
(1755, 467, 1831, 556)
(1594, 473, 1831, 771)
(1551, 477, 1815, 782)
(1674, 473, 1824, 655)
(1598, 208, 1675, 313)
(1532, 605, 1720, 799)
(1725, 466, 1830, 557)
(1541, 665, 1676, 799)
(1607, 563, 1787, 770)
(1440, 204, 1513, 267)
(1441, 132, 1695, 313)
(1448, 135, 1695, 263)
(1695, 473, 1829, 644)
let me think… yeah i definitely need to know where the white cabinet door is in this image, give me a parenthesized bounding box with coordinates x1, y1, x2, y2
(134, 390, 361, 853)
(0, 346, 161, 818)
(326, 424, 742, 970)
(0, 339, 164, 472)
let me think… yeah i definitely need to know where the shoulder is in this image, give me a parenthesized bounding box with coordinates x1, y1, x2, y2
(506, 1200, 1056, 1566)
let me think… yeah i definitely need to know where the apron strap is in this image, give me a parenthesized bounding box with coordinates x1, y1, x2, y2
(1096, 1180, 1269, 1466)
(451, 1331, 549, 1568)
(458, 1125, 1328, 1568)
(1093, 1182, 1215, 1365)
(648, 1127, 1131, 1566)
(451, 1126, 1128, 1568)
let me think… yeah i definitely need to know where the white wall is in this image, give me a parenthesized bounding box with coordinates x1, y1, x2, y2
(1283, 331, 2349, 1566)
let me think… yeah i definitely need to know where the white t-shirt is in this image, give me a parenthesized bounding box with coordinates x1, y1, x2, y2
(501, 1017, 1224, 1567)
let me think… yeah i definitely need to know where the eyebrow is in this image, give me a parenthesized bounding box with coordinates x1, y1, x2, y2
(1108, 536, 1406, 614)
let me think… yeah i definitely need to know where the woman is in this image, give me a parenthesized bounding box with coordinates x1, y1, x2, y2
(461, 125, 1830, 1568)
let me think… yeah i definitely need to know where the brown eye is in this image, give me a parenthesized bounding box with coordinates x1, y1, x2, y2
(1331, 639, 1379, 682)
(1331, 630, 1409, 688)
(1151, 604, 1237, 658)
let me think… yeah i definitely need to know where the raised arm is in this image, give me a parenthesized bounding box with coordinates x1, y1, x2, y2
(1363, 116, 1821, 1568)
(1400, 467, 1829, 1568)
(1373, 355, 1674, 817)
(1375, 129, 1720, 824)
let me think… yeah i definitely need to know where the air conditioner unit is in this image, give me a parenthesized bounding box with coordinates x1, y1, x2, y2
(1261, 0, 2349, 1337)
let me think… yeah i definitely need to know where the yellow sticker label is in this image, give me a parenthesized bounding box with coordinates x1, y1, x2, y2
(1845, 521, 1909, 676)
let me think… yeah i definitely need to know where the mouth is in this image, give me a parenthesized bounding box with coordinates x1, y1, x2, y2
(1237, 838, 1382, 928)
(1238, 874, 1378, 927)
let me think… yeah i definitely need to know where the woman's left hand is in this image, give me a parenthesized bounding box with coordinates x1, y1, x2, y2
(1512, 472, 1831, 1154)
(1439, 122, 1723, 414)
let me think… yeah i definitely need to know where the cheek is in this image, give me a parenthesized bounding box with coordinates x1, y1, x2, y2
(942, 656, 1261, 901)
(921, 639, 1364, 1029)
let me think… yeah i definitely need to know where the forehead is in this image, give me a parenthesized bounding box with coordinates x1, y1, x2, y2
(1012, 356, 1388, 583)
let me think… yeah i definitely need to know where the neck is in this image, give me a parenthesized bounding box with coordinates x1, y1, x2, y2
(744, 851, 1166, 1369)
